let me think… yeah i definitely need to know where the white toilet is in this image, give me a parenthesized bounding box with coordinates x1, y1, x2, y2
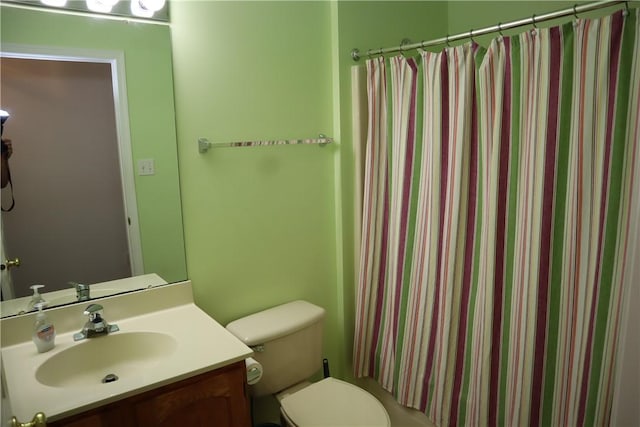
(226, 300, 390, 427)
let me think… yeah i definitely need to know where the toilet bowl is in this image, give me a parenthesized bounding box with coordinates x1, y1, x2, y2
(226, 300, 390, 427)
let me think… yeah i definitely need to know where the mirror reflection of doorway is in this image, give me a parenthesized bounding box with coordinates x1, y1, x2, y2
(1, 58, 132, 298)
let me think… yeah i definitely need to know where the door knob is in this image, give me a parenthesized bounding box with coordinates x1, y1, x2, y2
(1, 257, 20, 270)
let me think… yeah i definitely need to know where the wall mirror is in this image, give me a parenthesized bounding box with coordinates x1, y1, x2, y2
(0, 5, 187, 317)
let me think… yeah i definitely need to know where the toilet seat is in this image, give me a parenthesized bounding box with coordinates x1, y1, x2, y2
(279, 377, 390, 427)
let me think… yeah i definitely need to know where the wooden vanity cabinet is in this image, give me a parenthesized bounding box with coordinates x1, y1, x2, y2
(48, 361, 251, 427)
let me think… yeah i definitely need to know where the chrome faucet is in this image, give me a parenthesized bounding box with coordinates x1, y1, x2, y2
(70, 282, 90, 301)
(73, 304, 119, 341)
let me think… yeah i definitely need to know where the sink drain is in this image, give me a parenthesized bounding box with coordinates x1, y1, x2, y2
(102, 373, 119, 384)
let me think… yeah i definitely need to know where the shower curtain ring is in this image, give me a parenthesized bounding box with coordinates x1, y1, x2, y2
(446, 34, 451, 47)
(623, 1, 629, 17)
(400, 38, 411, 55)
(498, 22, 504, 37)
(469, 29, 475, 42)
(573, 4, 579, 20)
(531, 13, 538, 34)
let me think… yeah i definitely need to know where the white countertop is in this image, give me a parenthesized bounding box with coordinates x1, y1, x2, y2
(1, 282, 252, 422)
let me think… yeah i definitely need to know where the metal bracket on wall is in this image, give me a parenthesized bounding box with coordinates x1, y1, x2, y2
(198, 137, 212, 153)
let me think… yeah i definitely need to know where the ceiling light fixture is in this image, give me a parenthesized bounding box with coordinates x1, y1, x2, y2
(29, 0, 168, 21)
(130, 0, 152, 18)
(131, 0, 165, 18)
(85, 0, 119, 13)
(40, 0, 68, 6)
(138, 0, 165, 12)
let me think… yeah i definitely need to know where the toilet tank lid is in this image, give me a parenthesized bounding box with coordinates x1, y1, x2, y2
(226, 300, 325, 346)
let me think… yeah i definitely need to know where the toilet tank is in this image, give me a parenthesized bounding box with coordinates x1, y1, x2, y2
(226, 300, 325, 397)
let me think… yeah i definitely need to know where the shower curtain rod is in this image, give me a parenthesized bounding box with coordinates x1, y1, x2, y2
(351, 0, 627, 61)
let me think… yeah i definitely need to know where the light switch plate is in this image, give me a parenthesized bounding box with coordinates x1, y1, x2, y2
(138, 158, 155, 175)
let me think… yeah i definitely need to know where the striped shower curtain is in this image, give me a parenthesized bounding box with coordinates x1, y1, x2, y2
(354, 9, 640, 427)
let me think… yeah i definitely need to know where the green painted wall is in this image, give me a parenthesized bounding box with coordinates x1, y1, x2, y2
(0, 6, 187, 283)
(169, 0, 342, 369)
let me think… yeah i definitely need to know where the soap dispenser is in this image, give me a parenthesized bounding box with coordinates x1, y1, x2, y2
(27, 284, 47, 312)
(32, 303, 55, 353)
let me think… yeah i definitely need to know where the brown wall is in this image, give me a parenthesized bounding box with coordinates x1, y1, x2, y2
(1, 58, 130, 297)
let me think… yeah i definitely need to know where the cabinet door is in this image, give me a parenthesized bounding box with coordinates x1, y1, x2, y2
(48, 405, 133, 427)
(49, 415, 104, 427)
(134, 362, 251, 427)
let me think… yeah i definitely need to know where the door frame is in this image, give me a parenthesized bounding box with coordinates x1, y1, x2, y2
(1, 43, 144, 280)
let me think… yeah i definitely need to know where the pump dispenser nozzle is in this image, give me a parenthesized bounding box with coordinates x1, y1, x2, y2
(27, 284, 47, 312)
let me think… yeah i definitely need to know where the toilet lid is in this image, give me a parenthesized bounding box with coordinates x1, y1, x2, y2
(280, 377, 390, 427)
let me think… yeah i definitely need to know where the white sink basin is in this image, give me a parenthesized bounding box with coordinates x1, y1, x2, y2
(35, 332, 177, 388)
(1, 282, 253, 423)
